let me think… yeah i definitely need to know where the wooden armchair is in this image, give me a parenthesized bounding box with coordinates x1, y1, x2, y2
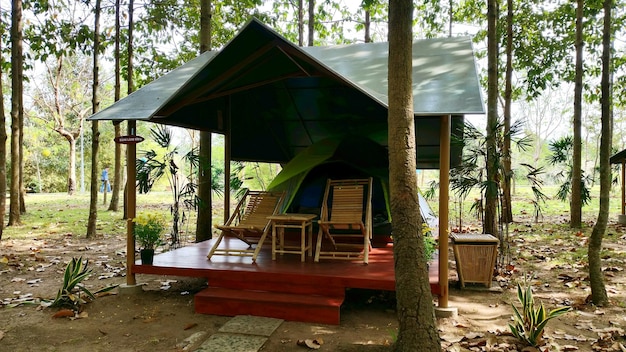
(315, 178, 373, 264)
(207, 190, 284, 263)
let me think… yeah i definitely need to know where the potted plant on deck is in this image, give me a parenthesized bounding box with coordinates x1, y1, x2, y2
(133, 212, 167, 265)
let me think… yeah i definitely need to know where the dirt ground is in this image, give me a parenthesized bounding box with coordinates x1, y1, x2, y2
(0, 215, 625, 352)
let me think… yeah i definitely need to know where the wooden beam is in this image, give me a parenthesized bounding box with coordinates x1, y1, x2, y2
(438, 114, 451, 308)
(126, 120, 137, 286)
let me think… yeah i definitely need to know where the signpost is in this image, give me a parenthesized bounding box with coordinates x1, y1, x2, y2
(114, 135, 144, 144)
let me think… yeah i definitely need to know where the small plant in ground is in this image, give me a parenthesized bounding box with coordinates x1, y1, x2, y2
(509, 282, 571, 347)
(51, 257, 116, 311)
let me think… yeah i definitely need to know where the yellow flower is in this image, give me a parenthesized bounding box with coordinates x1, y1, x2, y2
(133, 212, 167, 249)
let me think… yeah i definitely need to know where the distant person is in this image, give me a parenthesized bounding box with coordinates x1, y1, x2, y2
(100, 167, 111, 193)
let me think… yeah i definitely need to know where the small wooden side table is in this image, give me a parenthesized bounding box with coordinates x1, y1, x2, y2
(268, 214, 317, 262)
(451, 233, 499, 288)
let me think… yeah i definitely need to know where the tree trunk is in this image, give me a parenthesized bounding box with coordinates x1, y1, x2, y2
(87, 0, 102, 239)
(588, 0, 611, 307)
(109, 0, 122, 212)
(68, 137, 77, 195)
(298, 0, 304, 46)
(571, 0, 584, 228)
(484, 0, 499, 237)
(123, 0, 135, 220)
(0, 0, 7, 238)
(308, 0, 314, 46)
(389, 0, 440, 350)
(196, 0, 213, 242)
(501, 0, 513, 224)
(364, 10, 371, 43)
(9, 0, 23, 226)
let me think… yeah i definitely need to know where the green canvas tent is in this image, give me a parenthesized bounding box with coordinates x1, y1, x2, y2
(267, 135, 437, 239)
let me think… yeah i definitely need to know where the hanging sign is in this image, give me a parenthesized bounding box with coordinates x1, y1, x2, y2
(114, 135, 145, 144)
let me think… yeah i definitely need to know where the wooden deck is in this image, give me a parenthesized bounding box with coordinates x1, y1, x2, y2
(132, 238, 440, 324)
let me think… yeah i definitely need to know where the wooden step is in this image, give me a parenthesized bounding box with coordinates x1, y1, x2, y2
(208, 277, 345, 296)
(194, 287, 344, 325)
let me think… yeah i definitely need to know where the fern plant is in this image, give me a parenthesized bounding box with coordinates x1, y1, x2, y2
(509, 283, 571, 347)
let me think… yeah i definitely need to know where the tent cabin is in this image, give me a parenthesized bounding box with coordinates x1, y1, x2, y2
(267, 135, 438, 245)
(88, 18, 485, 316)
(610, 149, 626, 224)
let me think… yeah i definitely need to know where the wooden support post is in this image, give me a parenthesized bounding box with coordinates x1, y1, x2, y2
(622, 159, 626, 215)
(126, 120, 137, 286)
(438, 115, 451, 308)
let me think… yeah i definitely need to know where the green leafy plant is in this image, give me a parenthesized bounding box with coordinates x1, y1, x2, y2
(509, 283, 571, 347)
(50, 257, 117, 311)
(421, 224, 437, 263)
(133, 212, 167, 250)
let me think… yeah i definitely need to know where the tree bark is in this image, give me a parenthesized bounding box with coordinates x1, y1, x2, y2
(109, 0, 122, 212)
(196, 0, 213, 242)
(389, 0, 440, 350)
(9, 0, 23, 226)
(0, 0, 7, 238)
(484, 0, 499, 237)
(588, 0, 611, 307)
(123, 0, 135, 220)
(87, 0, 102, 238)
(571, 0, 584, 228)
(308, 0, 314, 46)
(501, 0, 513, 224)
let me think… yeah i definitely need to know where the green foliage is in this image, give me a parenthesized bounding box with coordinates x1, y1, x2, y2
(51, 257, 92, 310)
(133, 212, 166, 249)
(547, 136, 592, 205)
(509, 283, 571, 347)
(137, 125, 198, 246)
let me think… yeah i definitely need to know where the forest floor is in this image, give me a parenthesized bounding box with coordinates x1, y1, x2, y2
(0, 202, 625, 351)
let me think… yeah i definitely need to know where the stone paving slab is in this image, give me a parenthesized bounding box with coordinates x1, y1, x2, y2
(195, 315, 284, 352)
(218, 315, 284, 337)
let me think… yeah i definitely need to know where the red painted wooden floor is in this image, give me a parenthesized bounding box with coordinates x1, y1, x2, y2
(132, 238, 440, 324)
(132, 237, 439, 293)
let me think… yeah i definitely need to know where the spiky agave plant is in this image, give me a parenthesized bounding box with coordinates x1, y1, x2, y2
(51, 257, 96, 310)
(509, 283, 571, 347)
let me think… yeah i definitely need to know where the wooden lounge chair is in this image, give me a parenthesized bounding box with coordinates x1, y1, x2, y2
(207, 190, 284, 263)
(315, 178, 373, 264)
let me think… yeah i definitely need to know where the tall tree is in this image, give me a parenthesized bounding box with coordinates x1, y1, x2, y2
(31, 55, 89, 195)
(308, 0, 314, 46)
(588, 0, 611, 307)
(109, 0, 123, 212)
(87, 0, 102, 238)
(484, 0, 499, 237)
(0, 1, 7, 238)
(8, 0, 23, 226)
(501, 0, 513, 224)
(571, 0, 584, 228)
(196, 0, 213, 242)
(388, 0, 440, 350)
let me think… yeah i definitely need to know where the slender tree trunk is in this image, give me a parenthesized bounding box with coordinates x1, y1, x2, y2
(87, 0, 102, 238)
(571, 0, 584, 228)
(196, 0, 213, 242)
(501, 0, 513, 224)
(0, 1, 7, 238)
(68, 137, 77, 195)
(9, 0, 23, 226)
(588, 0, 611, 306)
(109, 0, 122, 212)
(389, 0, 440, 350)
(364, 10, 371, 43)
(307, 0, 314, 46)
(123, 0, 135, 220)
(298, 0, 304, 46)
(484, 0, 499, 237)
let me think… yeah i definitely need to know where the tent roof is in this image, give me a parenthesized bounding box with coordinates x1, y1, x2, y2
(89, 18, 484, 167)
